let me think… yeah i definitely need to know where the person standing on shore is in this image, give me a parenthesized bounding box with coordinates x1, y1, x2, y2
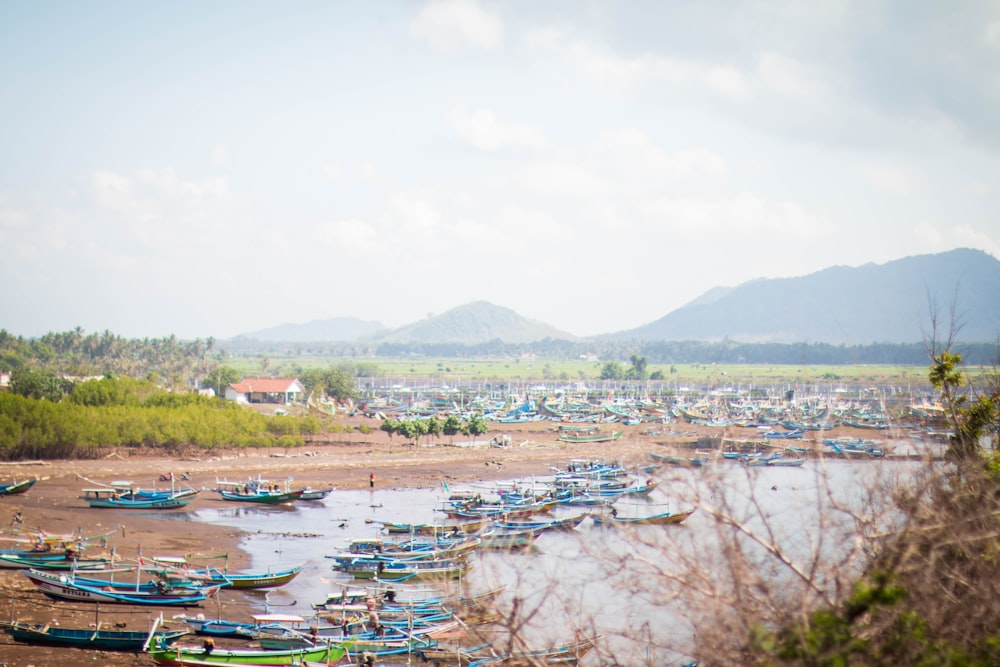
(369, 473, 375, 488)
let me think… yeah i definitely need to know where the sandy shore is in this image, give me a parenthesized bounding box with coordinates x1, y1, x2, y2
(0, 421, 893, 666)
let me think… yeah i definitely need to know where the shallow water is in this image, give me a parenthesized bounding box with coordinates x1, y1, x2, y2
(189, 459, 919, 665)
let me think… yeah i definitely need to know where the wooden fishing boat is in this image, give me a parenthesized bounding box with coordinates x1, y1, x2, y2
(380, 518, 487, 535)
(464, 635, 601, 666)
(202, 564, 303, 589)
(0, 551, 112, 571)
(1, 618, 189, 651)
(81, 482, 199, 509)
(476, 527, 541, 550)
(149, 560, 304, 590)
(595, 509, 695, 526)
(557, 431, 622, 443)
(23, 568, 219, 605)
(298, 487, 333, 501)
(216, 477, 305, 504)
(148, 638, 346, 665)
(491, 512, 589, 533)
(342, 557, 469, 581)
(649, 451, 710, 467)
(422, 634, 601, 666)
(311, 584, 505, 614)
(765, 457, 806, 467)
(0, 477, 38, 496)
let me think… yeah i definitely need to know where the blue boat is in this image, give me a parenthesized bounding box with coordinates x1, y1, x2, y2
(80, 481, 198, 509)
(1, 618, 189, 651)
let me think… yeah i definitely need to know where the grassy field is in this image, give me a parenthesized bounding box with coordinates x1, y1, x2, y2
(227, 355, 951, 388)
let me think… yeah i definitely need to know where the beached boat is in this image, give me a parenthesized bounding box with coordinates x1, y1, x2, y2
(342, 556, 470, 581)
(423, 634, 601, 666)
(80, 481, 199, 509)
(298, 487, 333, 501)
(149, 561, 304, 590)
(0, 551, 112, 571)
(649, 451, 711, 467)
(0, 477, 38, 496)
(557, 431, 623, 443)
(476, 527, 542, 550)
(766, 457, 806, 467)
(1, 618, 189, 651)
(380, 519, 487, 535)
(216, 477, 305, 504)
(148, 638, 346, 665)
(22, 568, 219, 606)
(595, 508, 695, 526)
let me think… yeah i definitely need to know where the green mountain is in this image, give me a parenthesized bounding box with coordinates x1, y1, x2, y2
(610, 248, 1000, 344)
(371, 301, 578, 344)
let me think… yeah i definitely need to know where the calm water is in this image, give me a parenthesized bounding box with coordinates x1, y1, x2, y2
(187, 459, 918, 666)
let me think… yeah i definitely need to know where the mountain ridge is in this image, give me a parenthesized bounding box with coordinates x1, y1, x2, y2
(227, 249, 1000, 345)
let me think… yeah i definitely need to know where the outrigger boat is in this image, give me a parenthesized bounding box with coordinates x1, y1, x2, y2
(0, 477, 38, 496)
(215, 476, 305, 504)
(380, 518, 488, 535)
(0, 615, 189, 651)
(148, 636, 346, 665)
(299, 487, 334, 501)
(148, 557, 304, 590)
(0, 551, 112, 571)
(80, 479, 199, 509)
(593, 508, 695, 526)
(22, 568, 220, 606)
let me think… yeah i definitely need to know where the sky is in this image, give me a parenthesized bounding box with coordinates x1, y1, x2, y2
(1, 1, 999, 341)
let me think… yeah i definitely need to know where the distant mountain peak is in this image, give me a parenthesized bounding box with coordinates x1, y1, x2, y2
(371, 301, 578, 344)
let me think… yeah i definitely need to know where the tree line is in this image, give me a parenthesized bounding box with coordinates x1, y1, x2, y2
(214, 335, 1000, 366)
(0, 377, 326, 459)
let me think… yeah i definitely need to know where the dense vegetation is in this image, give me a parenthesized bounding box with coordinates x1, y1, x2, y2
(0, 377, 327, 459)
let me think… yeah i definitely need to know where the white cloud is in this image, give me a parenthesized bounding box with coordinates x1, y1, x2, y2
(321, 164, 343, 183)
(410, 0, 503, 53)
(640, 192, 832, 239)
(860, 164, 915, 196)
(986, 21, 1000, 44)
(211, 143, 229, 167)
(524, 27, 753, 102)
(969, 180, 992, 196)
(755, 51, 832, 100)
(315, 218, 378, 249)
(360, 162, 379, 182)
(451, 106, 547, 151)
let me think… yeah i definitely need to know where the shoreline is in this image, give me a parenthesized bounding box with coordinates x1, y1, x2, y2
(0, 424, 936, 666)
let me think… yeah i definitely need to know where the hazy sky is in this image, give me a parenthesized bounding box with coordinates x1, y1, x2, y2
(2, 1, 998, 340)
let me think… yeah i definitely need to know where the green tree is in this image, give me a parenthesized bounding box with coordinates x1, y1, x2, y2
(466, 415, 489, 445)
(600, 361, 625, 380)
(442, 415, 463, 444)
(628, 354, 648, 381)
(9, 366, 70, 401)
(426, 416, 442, 443)
(380, 418, 398, 451)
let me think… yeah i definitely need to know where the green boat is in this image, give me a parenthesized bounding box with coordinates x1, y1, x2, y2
(557, 430, 623, 443)
(149, 638, 345, 665)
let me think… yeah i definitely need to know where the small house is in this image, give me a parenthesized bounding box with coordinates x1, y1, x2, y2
(225, 377, 305, 405)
